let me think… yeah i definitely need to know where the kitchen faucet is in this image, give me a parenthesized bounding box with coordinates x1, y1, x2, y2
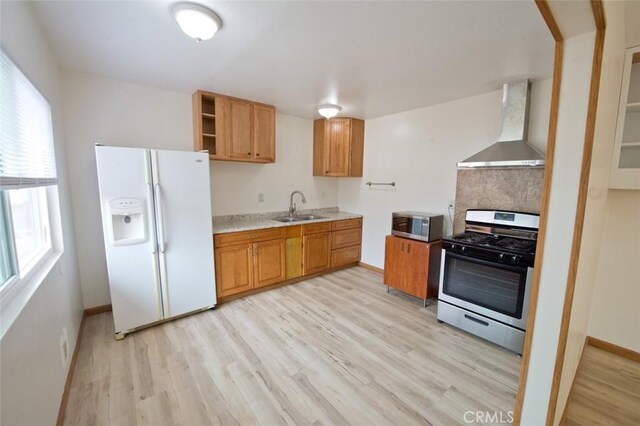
(289, 191, 306, 217)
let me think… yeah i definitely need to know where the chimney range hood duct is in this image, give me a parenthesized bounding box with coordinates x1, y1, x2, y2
(457, 80, 545, 168)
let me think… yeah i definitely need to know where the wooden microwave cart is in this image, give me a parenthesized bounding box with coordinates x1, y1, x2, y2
(383, 235, 442, 307)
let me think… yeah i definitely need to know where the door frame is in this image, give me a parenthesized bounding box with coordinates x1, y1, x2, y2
(513, 1, 606, 424)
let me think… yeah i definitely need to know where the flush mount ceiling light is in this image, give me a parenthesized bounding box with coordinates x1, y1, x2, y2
(317, 104, 342, 119)
(172, 3, 222, 42)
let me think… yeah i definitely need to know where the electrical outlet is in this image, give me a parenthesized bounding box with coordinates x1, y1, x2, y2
(258, 193, 264, 202)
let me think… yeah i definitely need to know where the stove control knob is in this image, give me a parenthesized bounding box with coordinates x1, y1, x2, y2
(499, 253, 505, 260)
(460, 246, 467, 252)
(511, 255, 520, 263)
(450, 244, 456, 250)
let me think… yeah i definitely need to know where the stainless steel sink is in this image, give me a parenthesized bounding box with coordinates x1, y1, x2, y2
(297, 214, 326, 220)
(273, 214, 326, 223)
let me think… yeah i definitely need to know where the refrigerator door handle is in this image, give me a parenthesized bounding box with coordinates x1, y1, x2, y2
(158, 252, 170, 317)
(151, 252, 164, 319)
(146, 183, 157, 254)
(154, 183, 166, 253)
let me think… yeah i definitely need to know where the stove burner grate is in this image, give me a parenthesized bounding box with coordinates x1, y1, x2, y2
(448, 232, 537, 254)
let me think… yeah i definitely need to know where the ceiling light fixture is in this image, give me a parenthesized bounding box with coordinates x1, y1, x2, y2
(317, 104, 342, 119)
(172, 3, 222, 42)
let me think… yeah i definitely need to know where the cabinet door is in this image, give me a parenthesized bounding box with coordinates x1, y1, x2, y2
(286, 237, 303, 280)
(215, 244, 254, 297)
(253, 104, 275, 162)
(253, 239, 286, 288)
(303, 232, 331, 275)
(325, 118, 351, 176)
(402, 241, 429, 299)
(383, 235, 405, 288)
(227, 98, 253, 159)
(331, 245, 361, 268)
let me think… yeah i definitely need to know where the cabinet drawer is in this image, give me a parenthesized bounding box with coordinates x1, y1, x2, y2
(331, 218, 362, 231)
(214, 227, 286, 247)
(331, 245, 361, 268)
(302, 222, 332, 235)
(331, 228, 361, 249)
(285, 225, 303, 238)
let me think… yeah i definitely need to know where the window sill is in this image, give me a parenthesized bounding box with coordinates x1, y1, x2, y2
(0, 250, 62, 339)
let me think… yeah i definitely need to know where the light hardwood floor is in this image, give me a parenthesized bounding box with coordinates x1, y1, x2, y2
(561, 344, 640, 425)
(62, 267, 521, 425)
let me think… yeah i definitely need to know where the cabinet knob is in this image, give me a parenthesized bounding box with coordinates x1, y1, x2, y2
(256, 153, 260, 157)
(247, 152, 251, 156)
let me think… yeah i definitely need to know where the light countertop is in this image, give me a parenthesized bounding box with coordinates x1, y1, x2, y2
(212, 207, 362, 234)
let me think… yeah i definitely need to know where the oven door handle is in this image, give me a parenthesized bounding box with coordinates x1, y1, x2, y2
(445, 251, 528, 273)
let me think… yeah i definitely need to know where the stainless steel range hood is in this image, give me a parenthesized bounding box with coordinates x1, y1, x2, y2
(457, 80, 545, 168)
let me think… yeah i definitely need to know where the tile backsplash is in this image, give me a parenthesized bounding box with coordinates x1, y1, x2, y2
(453, 168, 545, 234)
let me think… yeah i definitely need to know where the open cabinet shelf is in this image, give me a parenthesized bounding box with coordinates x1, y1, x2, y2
(610, 47, 640, 189)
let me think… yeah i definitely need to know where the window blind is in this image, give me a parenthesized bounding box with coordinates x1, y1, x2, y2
(0, 49, 57, 189)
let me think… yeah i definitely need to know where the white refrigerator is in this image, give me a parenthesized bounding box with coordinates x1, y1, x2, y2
(95, 145, 216, 339)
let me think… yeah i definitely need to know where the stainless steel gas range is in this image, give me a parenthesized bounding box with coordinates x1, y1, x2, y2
(437, 209, 539, 354)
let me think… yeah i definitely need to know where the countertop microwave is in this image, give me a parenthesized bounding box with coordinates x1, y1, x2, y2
(391, 211, 444, 243)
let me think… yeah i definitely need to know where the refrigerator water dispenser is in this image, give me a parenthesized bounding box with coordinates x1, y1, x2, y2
(108, 198, 147, 246)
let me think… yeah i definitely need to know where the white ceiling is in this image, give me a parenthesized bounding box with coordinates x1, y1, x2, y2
(30, 0, 554, 119)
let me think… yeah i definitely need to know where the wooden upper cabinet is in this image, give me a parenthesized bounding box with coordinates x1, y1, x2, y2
(313, 117, 364, 177)
(253, 104, 276, 162)
(228, 98, 254, 159)
(193, 90, 275, 163)
(326, 118, 351, 176)
(192, 92, 227, 159)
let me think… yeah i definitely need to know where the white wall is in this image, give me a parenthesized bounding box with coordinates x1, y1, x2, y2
(0, 2, 84, 425)
(209, 115, 338, 216)
(588, 191, 640, 349)
(336, 80, 551, 269)
(586, 0, 640, 353)
(61, 71, 337, 308)
(520, 31, 596, 424)
(552, 1, 627, 422)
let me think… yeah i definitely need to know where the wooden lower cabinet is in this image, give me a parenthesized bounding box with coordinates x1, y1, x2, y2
(253, 239, 286, 288)
(214, 239, 285, 297)
(383, 235, 442, 301)
(214, 218, 363, 301)
(303, 232, 331, 275)
(215, 243, 254, 297)
(331, 245, 361, 268)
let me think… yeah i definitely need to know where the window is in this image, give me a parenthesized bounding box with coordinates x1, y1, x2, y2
(0, 49, 60, 294)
